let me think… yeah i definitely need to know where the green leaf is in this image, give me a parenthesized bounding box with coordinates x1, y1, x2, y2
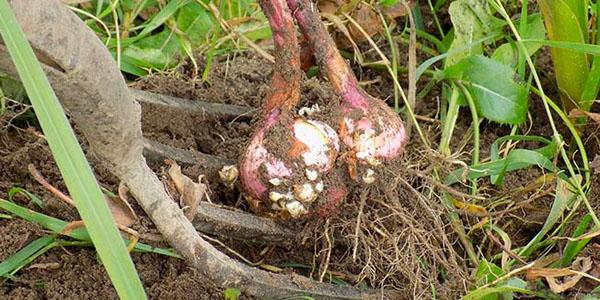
(492, 14, 546, 66)
(0, 3, 146, 298)
(122, 46, 172, 70)
(135, 29, 181, 57)
(474, 259, 504, 288)
(0, 235, 55, 277)
(489, 135, 553, 185)
(445, 0, 490, 66)
(518, 176, 576, 259)
(443, 55, 528, 124)
(380, 0, 399, 7)
(444, 147, 560, 185)
(561, 214, 592, 267)
(176, 2, 214, 44)
(537, 0, 589, 112)
(0, 198, 182, 258)
(8, 187, 44, 210)
(112, 0, 182, 48)
(224, 288, 241, 300)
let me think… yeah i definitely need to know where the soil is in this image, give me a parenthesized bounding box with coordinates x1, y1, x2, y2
(2, 5, 600, 300)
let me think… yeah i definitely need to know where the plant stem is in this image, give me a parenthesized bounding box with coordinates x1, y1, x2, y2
(458, 82, 479, 195)
(259, 0, 301, 112)
(492, 0, 599, 227)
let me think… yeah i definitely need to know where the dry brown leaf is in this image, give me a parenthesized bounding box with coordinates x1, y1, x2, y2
(60, 220, 85, 236)
(105, 183, 138, 227)
(321, 12, 363, 61)
(451, 197, 487, 213)
(166, 159, 208, 222)
(527, 257, 593, 293)
(27, 262, 61, 270)
(569, 109, 600, 125)
(347, 5, 382, 44)
(383, 0, 416, 20)
(590, 155, 600, 175)
(317, 0, 347, 14)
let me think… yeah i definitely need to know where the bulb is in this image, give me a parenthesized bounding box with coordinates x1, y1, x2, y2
(240, 109, 339, 218)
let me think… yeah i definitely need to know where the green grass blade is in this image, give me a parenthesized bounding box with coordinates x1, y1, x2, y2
(8, 187, 44, 210)
(0, 235, 55, 277)
(0, 199, 181, 259)
(517, 176, 574, 259)
(0, 2, 146, 299)
(417, 34, 499, 79)
(489, 135, 553, 185)
(561, 214, 592, 267)
(444, 148, 562, 185)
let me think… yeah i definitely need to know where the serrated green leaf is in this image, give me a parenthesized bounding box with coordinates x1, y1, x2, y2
(443, 55, 528, 124)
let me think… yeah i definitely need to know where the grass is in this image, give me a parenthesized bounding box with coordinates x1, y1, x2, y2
(2, 0, 600, 298)
(0, 1, 146, 298)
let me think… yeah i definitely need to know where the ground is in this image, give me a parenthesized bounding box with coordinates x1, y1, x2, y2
(1, 22, 600, 300)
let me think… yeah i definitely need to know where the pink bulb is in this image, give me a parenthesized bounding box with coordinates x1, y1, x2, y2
(239, 109, 340, 204)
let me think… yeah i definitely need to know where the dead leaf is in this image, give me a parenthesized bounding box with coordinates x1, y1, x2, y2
(569, 109, 600, 125)
(60, 220, 85, 235)
(106, 183, 138, 227)
(527, 257, 593, 293)
(317, 0, 347, 14)
(590, 155, 600, 175)
(347, 5, 382, 44)
(166, 160, 208, 222)
(321, 12, 363, 61)
(451, 197, 487, 213)
(27, 262, 61, 270)
(383, 0, 416, 20)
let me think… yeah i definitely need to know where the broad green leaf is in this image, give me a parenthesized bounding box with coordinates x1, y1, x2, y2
(418, 34, 499, 80)
(538, 0, 589, 112)
(135, 29, 181, 57)
(0, 3, 146, 298)
(492, 14, 546, 66)
(111, 0, 182, 48)
(238, 22, 272, 42)
(123, 46, 173, 70)
(176, 2, 214, 44)
(474, 259, 504, 288)
(445, 0, 489, 66)
(443, 55, 527, 124)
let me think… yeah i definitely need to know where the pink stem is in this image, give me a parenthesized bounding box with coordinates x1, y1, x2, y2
(259, 0, 302, 113)
(286, 0, 369, 112)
